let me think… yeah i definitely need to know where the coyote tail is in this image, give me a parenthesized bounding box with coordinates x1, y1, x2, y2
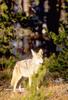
(11, 69, 16, 86)
(11, 75, 14, 86)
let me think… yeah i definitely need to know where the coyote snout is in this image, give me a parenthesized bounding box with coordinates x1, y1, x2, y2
(11, 49, 43, 92)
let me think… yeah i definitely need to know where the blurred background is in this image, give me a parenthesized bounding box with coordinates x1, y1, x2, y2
(0, 0, 68, 99)
(0, 0, 68, 67)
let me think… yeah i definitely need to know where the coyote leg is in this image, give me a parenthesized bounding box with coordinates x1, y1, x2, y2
(13, 76, 22, 92)
(29, 77, 32, 87)
(19, 84, 22, 92)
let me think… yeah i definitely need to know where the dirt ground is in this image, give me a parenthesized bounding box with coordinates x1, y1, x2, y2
(0, 70, 68, 100)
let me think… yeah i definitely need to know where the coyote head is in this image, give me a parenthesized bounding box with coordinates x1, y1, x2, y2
(31, 49, 43, 74)
(31, 49, 43, 65)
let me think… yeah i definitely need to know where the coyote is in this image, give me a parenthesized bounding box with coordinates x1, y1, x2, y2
(11, 49, 43, 92)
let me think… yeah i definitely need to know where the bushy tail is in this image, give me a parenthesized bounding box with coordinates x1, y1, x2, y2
(11, 75, 15, 86)
(11, 70, 16, 86)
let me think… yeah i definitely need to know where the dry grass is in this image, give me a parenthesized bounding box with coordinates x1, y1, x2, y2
(0, 69, 68, 100)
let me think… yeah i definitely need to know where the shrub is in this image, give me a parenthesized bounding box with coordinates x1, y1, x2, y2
(48, 48, 68, 80)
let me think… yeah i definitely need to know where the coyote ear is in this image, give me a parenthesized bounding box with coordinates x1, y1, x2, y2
(31, 49, 36, 56)
(38, 49, 43, 55)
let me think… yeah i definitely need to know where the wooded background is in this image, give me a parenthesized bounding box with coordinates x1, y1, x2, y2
(0, 0, 68, 99)
(0, 0, 68, 79)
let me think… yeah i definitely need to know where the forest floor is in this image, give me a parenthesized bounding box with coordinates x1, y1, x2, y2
(0, 69, 68, 100)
